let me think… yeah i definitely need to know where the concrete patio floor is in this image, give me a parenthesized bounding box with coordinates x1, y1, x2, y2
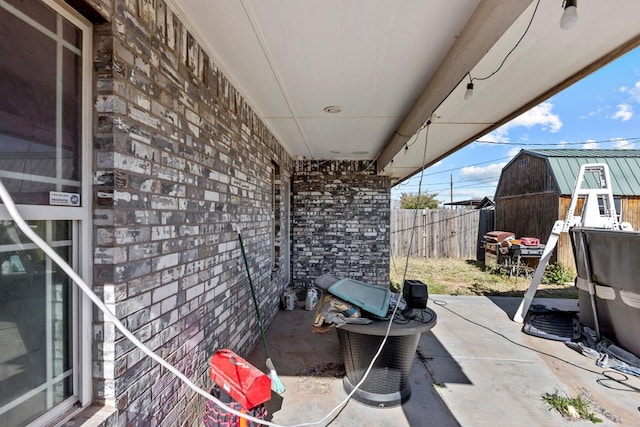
(246, 295, 640, 427)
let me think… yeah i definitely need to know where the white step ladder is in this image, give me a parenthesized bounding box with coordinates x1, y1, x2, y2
(513, 163, 630, 323)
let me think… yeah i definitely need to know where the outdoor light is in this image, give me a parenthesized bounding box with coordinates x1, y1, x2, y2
(464, 82, 474, 101)
(560, 0, 577, 30)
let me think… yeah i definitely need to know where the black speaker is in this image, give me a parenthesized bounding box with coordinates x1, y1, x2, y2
(403, 280, 428, 309)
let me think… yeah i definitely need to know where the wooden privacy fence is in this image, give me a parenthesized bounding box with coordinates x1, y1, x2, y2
(390, 209, 494, 259)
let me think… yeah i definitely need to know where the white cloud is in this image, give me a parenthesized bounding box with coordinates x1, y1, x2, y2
(451, 188, 494, 201)
(478, 130, 509, 144)
(509, 102, 563, 132)
(611, 103, 633, 121)
(583, 139, 598, 149)
(621, 81, 640, 103)
(507, 147, 522, 157)
(459, 163, 506, 181)
(479, 102, 562, 144)
(585, 106, 605, 118)
(612, 137, 635, 149)
(432, 160, 443, 167)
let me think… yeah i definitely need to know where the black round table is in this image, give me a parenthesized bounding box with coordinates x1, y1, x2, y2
(335, 308, 437, 407)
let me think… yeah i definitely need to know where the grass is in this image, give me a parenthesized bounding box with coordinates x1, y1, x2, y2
(390, 257, 578, 298)
(542, 390, 603, 423)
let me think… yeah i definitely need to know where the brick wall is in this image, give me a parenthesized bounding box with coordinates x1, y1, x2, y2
(88, 0, 292, 425)
(292, 160, 391, 287)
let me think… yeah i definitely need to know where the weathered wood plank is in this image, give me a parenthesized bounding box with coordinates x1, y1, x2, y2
(391, 209, 494, 259)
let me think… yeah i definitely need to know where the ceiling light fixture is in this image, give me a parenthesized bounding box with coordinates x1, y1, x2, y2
(560, 0, 577, 30)
(323, 106, 343, 114)
(464, 82, 474, 101)
(463, 72, 474, 101)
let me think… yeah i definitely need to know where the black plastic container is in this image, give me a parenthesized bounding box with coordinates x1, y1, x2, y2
(403, 280, 428, 309)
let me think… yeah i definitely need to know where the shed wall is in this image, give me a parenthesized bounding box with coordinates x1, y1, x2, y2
(558, 197, 576, 270)
(559, 196, 640, 271)
(621, 197, 640, 229)
(495, 193, 559, 251)
(495, 153, 557, 197)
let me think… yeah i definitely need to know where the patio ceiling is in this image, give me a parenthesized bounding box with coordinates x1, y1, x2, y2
(170, 0, 640, 185)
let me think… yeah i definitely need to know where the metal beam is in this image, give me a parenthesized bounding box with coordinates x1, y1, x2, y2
(376, 0, 533, 172)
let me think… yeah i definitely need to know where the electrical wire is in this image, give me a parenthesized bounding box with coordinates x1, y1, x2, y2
(470, 0, 541, 84)
(0, 147, 438, 427)
(430, 299, 600, 373)
(429, 298, 640, 395)
(390, 209, 480, 233)
(417, 156, 512, 178)
(475, 137, 640, 146)
(388, 119, 436, 329)
(396, 137, 640, 188)
(398, 120, 432, 269)
(0, 173, 434, 427)
(0, 127, 482, 427)
(405, 126, 427, 149)
(398, 178, 500, 194)
(395, 137, 640, 201)
(0, 180, 297, 427)
(398, 175, 500, 188)
(311, 120, 435, 426)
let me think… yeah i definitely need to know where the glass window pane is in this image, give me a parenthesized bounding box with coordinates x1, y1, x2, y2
(1, 2, 83, 206)
(0, 5, 60, 205)
(63, 17, 81, 49)
(52, 245, 73, 377)
(62, 48, 82, 184)
(0, 391, 47, 426)
(4, 0, 56, 32)
(0, 7, 57, 148)
(0, 220, 73, 426)
(0, 177, 79, 206)
(52, 221, 72, 242)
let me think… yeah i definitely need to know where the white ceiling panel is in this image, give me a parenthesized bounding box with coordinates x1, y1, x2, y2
(296, 117, 398, 159)
(246, 0, 480, 118)
(171, 0, 640, 184)
(261, 118, 309, 155)
(173, 1, 292, 117)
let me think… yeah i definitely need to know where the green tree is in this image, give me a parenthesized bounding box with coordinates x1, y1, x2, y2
(400, 192, 440, 209)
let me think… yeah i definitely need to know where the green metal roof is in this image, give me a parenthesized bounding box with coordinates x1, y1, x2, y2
(524, 149, 640, 196)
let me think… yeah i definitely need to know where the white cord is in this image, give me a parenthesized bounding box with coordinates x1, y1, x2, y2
(0, 180, 284, 427)
(299, 123, 434, 425)
(0, 176, 421, 427)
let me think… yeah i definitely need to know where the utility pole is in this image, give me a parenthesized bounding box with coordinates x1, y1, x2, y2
(450, 174, 453, 209)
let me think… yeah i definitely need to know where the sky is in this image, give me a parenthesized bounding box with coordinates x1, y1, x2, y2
(391, 46, 640, 207)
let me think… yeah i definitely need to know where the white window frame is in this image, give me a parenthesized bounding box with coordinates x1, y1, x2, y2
(0, 0, 93, 423)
